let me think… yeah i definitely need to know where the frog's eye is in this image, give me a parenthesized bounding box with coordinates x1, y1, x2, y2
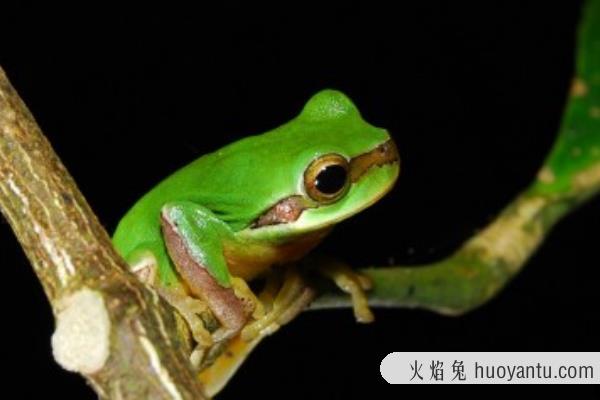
(304, 154, 350, 204)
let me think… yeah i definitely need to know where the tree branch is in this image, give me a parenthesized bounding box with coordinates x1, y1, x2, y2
(312, 0, 600, 315)
(0, 66, 207, 399)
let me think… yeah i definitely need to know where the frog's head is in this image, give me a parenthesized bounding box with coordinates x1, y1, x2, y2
(238, 89, 400, 242)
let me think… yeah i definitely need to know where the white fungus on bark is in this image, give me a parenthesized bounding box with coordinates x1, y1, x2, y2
(51, 288, 111, 374)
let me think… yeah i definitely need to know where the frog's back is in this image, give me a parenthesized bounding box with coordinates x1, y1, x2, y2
(113, 89, 390, 259)
(112, 180, 173, 259)
(112, 136, 277, 258)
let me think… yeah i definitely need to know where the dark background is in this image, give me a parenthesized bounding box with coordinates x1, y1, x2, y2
(1, 2, 598, 397)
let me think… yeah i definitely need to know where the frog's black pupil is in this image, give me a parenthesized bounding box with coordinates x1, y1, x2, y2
(315, 165, 347, 194)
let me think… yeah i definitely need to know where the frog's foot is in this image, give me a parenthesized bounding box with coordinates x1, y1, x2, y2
(317, 258, 374, 323)
(199, 273, 315, 398)
(126, 251, 215, 367)
(207, 276, 266, 343)
(231, 276, 265, 320)
(241, 267, 316, 341)
(155, 287, 215, 366)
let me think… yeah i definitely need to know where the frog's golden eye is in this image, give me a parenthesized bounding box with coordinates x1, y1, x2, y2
(304, 154, 350, 203)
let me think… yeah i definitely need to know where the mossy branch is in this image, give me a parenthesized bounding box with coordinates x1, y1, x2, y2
(313, 0, 600, 315)
(0, 66, 206, 399)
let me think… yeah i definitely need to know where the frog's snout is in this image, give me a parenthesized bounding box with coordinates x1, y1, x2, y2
(348, 139, 400, 183)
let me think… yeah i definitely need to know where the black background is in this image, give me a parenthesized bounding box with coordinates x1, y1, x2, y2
(1, 2, 599, 398)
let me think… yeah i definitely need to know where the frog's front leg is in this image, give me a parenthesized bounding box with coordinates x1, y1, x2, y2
(309, 256, 375, 323)
(241, 266, 316, 340)
(160, 201, 260, 342)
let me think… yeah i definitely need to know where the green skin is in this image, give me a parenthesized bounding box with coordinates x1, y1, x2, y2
(113, 90, 399, 295)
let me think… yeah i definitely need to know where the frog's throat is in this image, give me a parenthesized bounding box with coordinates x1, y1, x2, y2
(251, 139, 399, 229)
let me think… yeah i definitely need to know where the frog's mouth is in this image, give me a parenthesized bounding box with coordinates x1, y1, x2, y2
(251, 139, 400, 229)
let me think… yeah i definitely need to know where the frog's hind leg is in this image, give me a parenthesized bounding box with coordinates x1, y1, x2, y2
(125, 244, 215, 365)
(199, 268, 316, 397)
(156, 288, 215, 365)
(160, 202, 256, 342)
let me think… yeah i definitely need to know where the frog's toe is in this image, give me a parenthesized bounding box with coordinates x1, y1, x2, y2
(317, 259, 375, 323)
(241, 267, 316, 341)
(158, 288, 214, 348)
